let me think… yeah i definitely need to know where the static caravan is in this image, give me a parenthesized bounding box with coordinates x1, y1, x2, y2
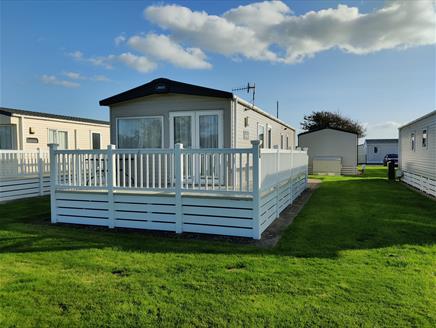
(99, 78, 296, 150)
(44, 78, 308, 239)
(399, 111, 436, 197)
(0, 108, 109, 202)
(0, 107, 110, 151)
(361, 139, 398, 164)
(298, 127, 358, 175)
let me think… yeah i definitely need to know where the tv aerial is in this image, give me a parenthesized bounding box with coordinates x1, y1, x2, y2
(232, 82, 256, 108)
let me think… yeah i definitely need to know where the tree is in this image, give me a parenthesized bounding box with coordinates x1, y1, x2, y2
(301, 111, 366, 137)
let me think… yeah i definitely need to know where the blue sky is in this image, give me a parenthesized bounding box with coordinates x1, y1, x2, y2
(1, 0, 435, 139)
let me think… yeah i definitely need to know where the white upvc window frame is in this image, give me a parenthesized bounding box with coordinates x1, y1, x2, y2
(48, 128, 68, 149)
(411, 131, 416, 151)
(90, 131, 102, 149)
(169, 110, 223, 149)
(0, 124, 16, 150)
(115, 116, 164, 149)
(257, 123, 265, 149)
(422, 127, 428, 149)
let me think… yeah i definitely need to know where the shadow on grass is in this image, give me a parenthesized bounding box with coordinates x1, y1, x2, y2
(1, 172, 435, 258)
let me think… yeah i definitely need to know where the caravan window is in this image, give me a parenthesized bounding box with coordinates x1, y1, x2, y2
(411, 132, 416, 151)
(0, 125, 13, 149)
(48, 129, 68, 149)
(117, 117, 163, 148)
(422, 129, 427, 148)
(258, 124, 265, 148)
(374, 146, 378, 154)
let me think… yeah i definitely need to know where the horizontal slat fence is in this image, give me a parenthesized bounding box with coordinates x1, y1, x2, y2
(49, 141, 308, 239)
(402, 171, 436, 197)
(0, 150, 50, 202)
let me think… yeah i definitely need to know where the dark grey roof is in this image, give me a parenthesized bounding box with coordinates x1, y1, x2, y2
(0, 107, 109, 125)
(298, 126, 358, 137)
(99, 78, 233, 106)
(365, 139, 398, 143)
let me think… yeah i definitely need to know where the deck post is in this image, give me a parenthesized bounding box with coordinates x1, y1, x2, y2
(48, 143, 58, 224)
(303, 147, 309, 189)
(289, 150, 294, 204)
(273, 146, 280, 219)
(251, 140, 261, 240)
(37, 148, 44, 196)
(175, 143, 184, 234)
(107, 145, 116, 229)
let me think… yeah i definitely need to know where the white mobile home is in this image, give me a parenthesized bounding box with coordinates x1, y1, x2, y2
(0, 108, 109, 202)
(45, 78, 309, 239)
(298, 127, 358, 175)
(360, 139, 398, 164)
(99, 78, 296, 150)
(399, 111, 436, 197)
(0, 107, 110, 151)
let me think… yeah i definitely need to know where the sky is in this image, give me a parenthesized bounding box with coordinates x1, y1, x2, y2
(1, 0, 435, 141)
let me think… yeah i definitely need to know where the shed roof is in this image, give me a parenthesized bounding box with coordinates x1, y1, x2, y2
(364, 139, 398, 144)
(298, 126, 358, 137)
(99, 78, 233, 106)
(0, 107, 109, 125)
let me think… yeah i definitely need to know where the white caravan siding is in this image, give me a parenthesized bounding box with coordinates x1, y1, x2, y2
(234, 101, 295, 149)
(109, 94, 232, 147)
(109, 94, 294, 149)
(399, 111, 436, 192)
(298, 128, 357, 175)
(0, 112, 110, 151)
(364, 140, 398, 164)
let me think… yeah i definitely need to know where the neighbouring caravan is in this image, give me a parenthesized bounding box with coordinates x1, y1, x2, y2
(298, 127, 358, 175)
(399, 110, 436, 197)
(0, 108, 110, 202)
(99, 78, 296, 150)
(360, 139, 398, 164)
(0, 107, 110, 151)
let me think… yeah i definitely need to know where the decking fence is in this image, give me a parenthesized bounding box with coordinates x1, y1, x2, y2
(50, 142, 308, 239)
(0, 150, 50, 202)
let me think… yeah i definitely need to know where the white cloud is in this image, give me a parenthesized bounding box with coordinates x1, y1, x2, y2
(114, 34, 126, 46)
(63, 71, 109, 81)
(144, 0, 436, 64)
(118, 52, 157, 73)
(67, 49, 156, 74)
(68, 50, 114, 69)
(68, 50, 83, 60)
(41, 75, 80, 88)
(64, 71, 84, 80)
(128, 33, 212, 69)
(363, 121, 402, 139)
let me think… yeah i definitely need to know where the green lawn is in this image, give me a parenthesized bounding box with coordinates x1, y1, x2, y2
(0, 166, 435, 327)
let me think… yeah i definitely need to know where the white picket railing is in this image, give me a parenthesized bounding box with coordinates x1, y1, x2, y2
(49, 141, 309, 239)
(0, 150, 49, 178)
(0, 150, 51, 202)
(52, 146, 255, 195)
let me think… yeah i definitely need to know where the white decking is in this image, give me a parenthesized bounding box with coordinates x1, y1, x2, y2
(0, 150, 50, 202)
(45, 142, 309, 239)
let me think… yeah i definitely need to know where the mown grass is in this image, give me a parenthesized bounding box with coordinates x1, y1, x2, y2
(0, 166, 435, 327)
